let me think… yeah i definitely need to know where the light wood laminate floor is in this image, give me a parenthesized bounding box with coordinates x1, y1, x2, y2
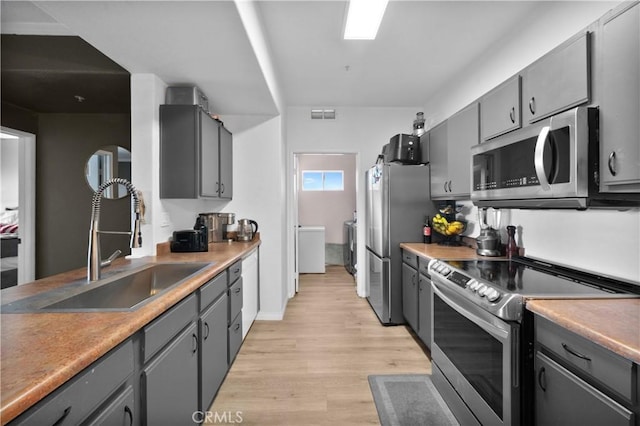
(208, 266, 431, 425)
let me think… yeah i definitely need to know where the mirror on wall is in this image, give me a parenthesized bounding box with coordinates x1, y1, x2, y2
(85, 145, 131, 199)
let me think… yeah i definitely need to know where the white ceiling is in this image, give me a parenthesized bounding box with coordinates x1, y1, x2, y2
(0, 1, 619, 116)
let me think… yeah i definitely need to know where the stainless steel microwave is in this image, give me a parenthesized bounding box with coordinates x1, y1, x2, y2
(471, 107, 639, 209)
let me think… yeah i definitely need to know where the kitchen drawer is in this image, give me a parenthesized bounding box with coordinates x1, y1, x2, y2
(228, 260, 242, 285)
(143, 293, 197, 363)
(418, 257, 431, 277)
(228, 312, 243, 364)
(536, 316, 634, 403)
(13, 340, 133, 426)
(199, 271, 227, 312)
(228, 277, 243, 325)
(402, 250, 418, 269)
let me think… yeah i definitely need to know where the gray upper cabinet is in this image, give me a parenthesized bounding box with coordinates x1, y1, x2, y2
(522, 31, 591, 123)
(430, 102, 478, 199)
(160, 105, 233, 199)
(219, 125, 233, 199)
(481, 75, 521, 141)
(599, 2, 640, 191)
(429, 121, 448, 199)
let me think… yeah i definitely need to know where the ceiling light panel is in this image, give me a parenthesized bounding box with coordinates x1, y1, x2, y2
(344, 0, 389, 40)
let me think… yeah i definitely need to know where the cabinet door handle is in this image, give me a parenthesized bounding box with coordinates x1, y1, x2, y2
(52, 406, 72, 426)
(234, 323, 241, 332)
(447, 181, 452, 192)
(233, 268, 241, 274)
(192, 333, 199, 354)
(561, 343, 591, 361)
(234, 287, 242, 294)
(411, 275, 416, 286)
(221, 183, 225, 194)
(443, 182, 448, 192)
(529, 97, 536, 115)
(124, 406, 134, 426)
(215, 181, 220, 192)
(204, 322, 210, 340)
(537, 366, 546, 392)
(608, 151, 617, 176)
(509, 107, 516, 123)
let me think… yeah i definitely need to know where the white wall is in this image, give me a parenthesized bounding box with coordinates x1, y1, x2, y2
(423, 1, 640, 282)
(287, 106, 423, 296)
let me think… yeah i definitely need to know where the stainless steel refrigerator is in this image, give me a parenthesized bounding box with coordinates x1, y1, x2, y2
(365, 162, 434, 325)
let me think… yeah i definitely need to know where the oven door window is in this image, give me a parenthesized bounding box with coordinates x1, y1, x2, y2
(434, 294, 504, 419)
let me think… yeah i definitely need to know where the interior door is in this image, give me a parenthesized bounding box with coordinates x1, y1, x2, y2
(293, 154, 299, 294)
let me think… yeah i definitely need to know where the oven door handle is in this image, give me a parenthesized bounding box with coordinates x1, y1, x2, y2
(432, 281, 510, 342)
(534, 126, 552, 191)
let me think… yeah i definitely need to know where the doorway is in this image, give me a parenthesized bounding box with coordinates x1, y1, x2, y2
(0, 127, 36, 286)
(293, 153, 357, 293)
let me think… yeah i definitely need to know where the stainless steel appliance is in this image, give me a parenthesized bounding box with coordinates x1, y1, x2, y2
(198, 212, 235, 242)
(365, 162, 434, 325)
(476, 207, 502, 256)
(385, 134, 421, 164)
(237, 219, 258, 241)
(471, 106, 639, 209)
(428, 257, 639, 425)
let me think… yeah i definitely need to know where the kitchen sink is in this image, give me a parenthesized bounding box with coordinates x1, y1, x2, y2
(1, 262, 214, 313)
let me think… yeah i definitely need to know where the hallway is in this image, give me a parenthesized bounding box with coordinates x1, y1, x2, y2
(208, 266, 432, 425)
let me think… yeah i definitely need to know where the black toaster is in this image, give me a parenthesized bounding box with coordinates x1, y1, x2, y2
(170, 229, 208, 252)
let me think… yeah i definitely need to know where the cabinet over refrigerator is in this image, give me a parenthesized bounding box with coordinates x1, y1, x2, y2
(365, 162, 434, 325)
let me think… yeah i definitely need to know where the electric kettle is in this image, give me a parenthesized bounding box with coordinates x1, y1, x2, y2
(237, 219, 258, 241)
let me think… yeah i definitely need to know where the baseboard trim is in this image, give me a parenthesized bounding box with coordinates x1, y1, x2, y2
(256, 310, 285, 321)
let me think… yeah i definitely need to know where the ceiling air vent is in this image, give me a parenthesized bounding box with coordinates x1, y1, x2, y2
(310, 109, 336, 120)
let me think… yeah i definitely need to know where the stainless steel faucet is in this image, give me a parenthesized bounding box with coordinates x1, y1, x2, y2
(88, 178, 142, 281)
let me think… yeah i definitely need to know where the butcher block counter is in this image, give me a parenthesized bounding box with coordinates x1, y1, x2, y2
(0, 239, 260, 424)
(400, 241, 495, 260)
(527, 298, 640, 364)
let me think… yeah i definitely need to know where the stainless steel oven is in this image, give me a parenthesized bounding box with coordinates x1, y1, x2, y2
(432, 275, 520, 426)
(428, 257, 638, 426)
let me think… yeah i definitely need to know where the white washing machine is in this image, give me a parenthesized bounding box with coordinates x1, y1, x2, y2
(298, 226, 325, 273)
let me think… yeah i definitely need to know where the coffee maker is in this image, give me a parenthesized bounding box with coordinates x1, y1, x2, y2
(198, 212, 235, 242)
(476, 208, 502, 256)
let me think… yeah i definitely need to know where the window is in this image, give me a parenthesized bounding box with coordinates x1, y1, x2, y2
(302, 170, 344, 191)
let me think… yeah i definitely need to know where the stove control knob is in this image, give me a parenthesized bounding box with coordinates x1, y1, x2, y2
(486, 289, 501, 302)
(441, 267, 451, 275)
(465, 279, 477, 289)
(470, 281, 481, 291)
(477, 284, 488, 296)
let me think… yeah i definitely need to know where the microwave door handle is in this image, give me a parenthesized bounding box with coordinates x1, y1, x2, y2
(534, 126, 551, 191)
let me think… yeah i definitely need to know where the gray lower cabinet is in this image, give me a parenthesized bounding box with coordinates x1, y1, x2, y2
(534, 315, 638, 426)
(535, 352, 633, 426)
(417, 273, 431, 349)
(402, 262, 418, 331)
(401, 251, 432, 350)
(84, 385, 135, 426)
(199, 293, 228, 412)
(599, 1, 640, 191)
(227, 262, 244, 364)
(142, 322, 199, 425)
(9, 340, 134, 426)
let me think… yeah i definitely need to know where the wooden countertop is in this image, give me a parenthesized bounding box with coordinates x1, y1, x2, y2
(527, 299, 640, 364)
(0, 239, 260, 424)
(400, 242, 501, 260)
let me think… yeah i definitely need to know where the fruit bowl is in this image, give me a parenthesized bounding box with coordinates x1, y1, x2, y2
(432, 215, 467, 236)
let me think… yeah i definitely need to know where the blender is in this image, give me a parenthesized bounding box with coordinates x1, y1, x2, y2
(476, 207, 502, 256)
